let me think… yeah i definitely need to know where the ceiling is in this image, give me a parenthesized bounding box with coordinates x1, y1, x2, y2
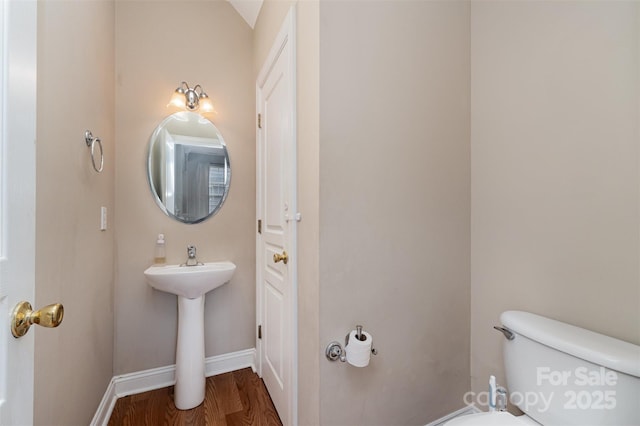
(227, 0, 264, 29)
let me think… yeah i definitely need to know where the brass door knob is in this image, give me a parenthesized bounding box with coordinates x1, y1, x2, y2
(273, 251, 288, 265)
(11, 301, 64, 338)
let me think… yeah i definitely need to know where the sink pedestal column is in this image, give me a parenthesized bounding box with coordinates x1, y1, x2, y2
(175, 295, 206, 410)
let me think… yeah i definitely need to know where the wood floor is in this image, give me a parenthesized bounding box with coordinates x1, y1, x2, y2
(108, 368, 282, 426)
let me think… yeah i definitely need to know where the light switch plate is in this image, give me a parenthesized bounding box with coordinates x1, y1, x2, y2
(100, 206, 107, 231)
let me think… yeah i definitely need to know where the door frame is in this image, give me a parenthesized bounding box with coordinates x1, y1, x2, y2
(0, 0, 38, 424)
(256, 6, 297, 425)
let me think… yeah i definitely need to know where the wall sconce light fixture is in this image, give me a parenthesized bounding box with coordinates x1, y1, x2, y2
(168, 81, 214, 112)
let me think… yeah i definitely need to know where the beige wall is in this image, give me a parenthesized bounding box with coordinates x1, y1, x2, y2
(253, 1, 321, 423)
(114, 1, 255, 374)
(470, 0, 640, 400)
(35, 1, 115, 424)
(319, 2, 471, 424)
(295, 2, 320, 424)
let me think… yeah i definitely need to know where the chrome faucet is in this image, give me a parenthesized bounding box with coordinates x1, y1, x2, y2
(185, 245, 198, 266)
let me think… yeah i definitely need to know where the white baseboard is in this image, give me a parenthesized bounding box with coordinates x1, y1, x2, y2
(90, 348, 256, 426)
(91, 377, 117, 426)
(425, 405, 481, 426)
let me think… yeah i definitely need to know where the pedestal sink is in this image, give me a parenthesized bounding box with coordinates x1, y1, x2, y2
(143, 261, 236, 410)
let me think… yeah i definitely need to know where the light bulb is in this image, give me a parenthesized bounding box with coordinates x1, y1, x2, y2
(168, 87, 186, 108)
(199, 92, 215, 113)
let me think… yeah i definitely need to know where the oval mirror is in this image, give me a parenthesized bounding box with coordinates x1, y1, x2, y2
(147, 111, 230, 224)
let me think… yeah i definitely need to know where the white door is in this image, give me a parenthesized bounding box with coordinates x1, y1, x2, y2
(0, 1, 38, 424)
(256, 7, 297, 426)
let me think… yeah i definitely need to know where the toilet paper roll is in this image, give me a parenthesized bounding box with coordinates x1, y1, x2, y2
(345, 329, 372, 367)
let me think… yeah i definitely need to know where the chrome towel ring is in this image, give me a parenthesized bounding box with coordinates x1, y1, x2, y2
(85, 130, 104, 173)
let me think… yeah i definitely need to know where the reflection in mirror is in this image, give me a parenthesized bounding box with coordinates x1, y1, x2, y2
(148, 111, 230, 224)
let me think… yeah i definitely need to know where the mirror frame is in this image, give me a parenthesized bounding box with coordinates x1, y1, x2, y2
(146, 111, 231, 224)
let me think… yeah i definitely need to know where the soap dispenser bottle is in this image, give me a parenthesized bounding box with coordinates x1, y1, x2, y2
(154, 233, 166, 265)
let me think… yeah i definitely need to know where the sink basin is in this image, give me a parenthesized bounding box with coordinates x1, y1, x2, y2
(143, 261, 236, 410)
(144, 261, 236, 299)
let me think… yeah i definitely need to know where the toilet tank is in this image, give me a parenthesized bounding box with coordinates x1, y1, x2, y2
(500, 311, 640, 426)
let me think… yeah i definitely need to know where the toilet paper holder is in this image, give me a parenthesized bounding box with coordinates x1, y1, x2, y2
(325, 325, 378, 362)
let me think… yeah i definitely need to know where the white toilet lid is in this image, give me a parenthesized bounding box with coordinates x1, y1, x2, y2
(444, 411, 537, 426)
